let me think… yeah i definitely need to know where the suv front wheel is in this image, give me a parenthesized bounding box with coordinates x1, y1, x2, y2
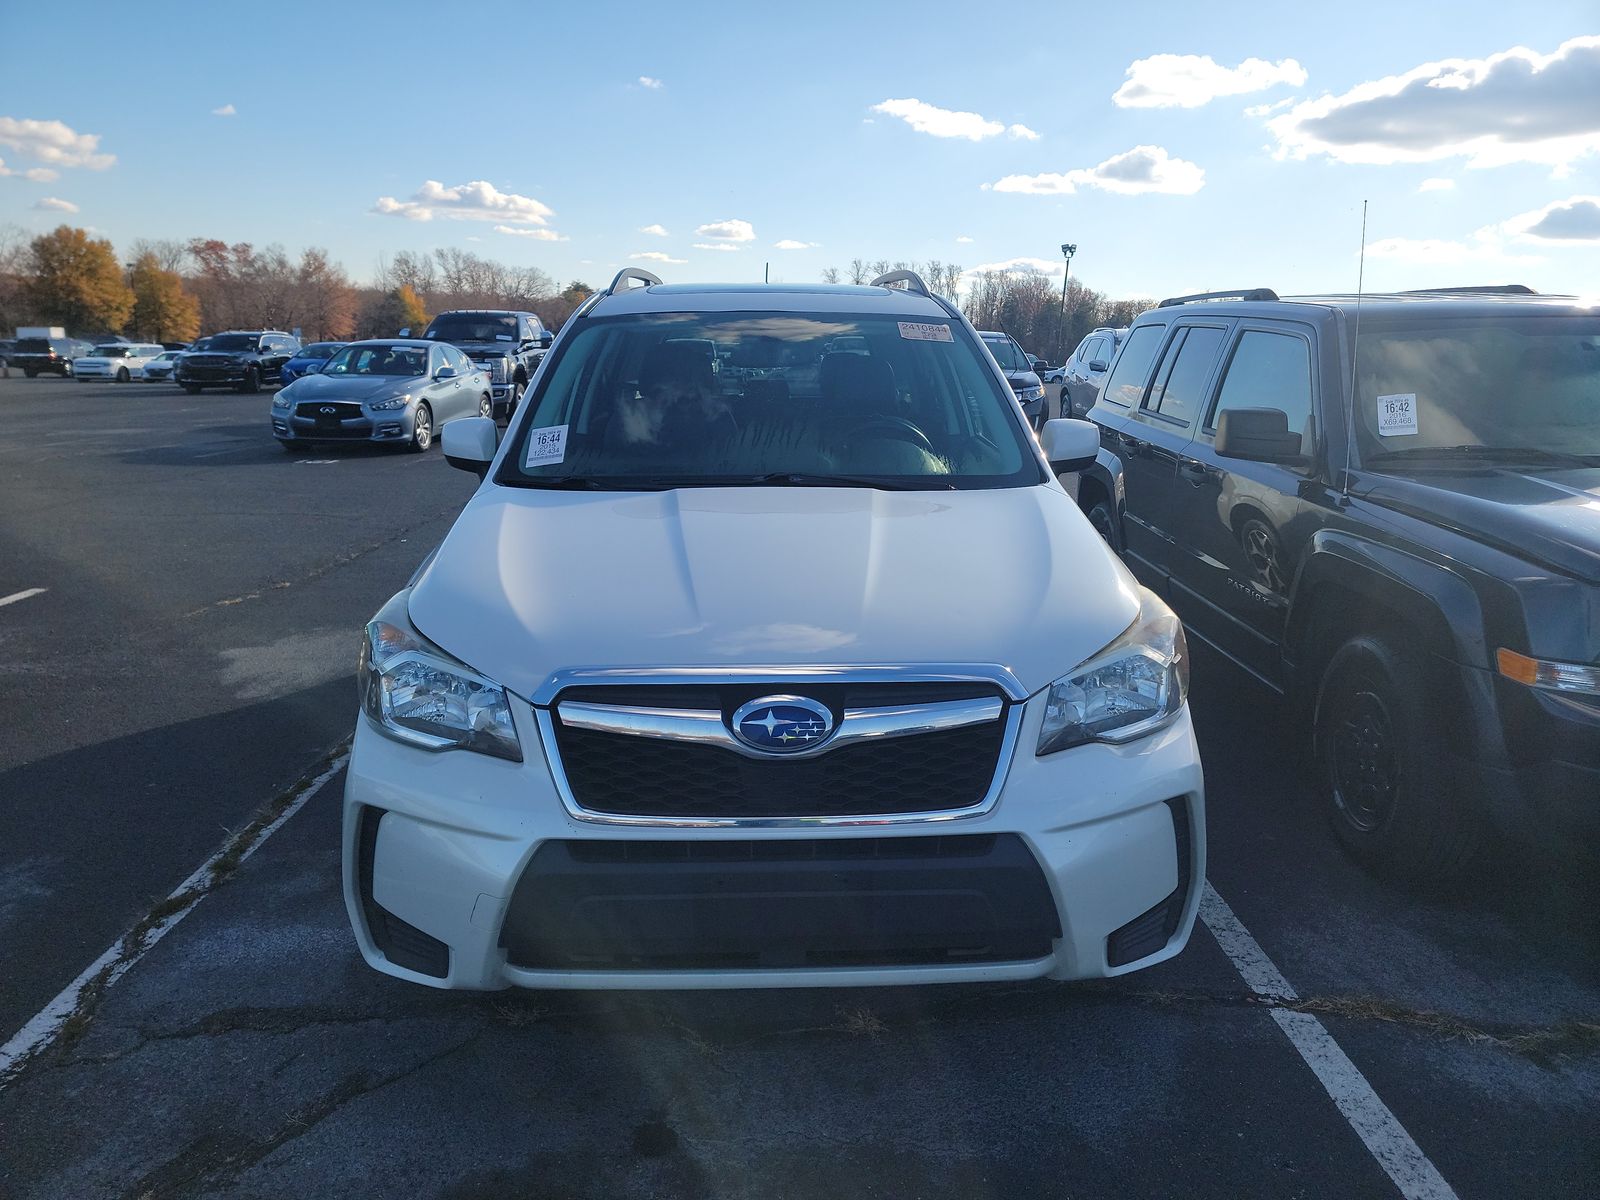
(1313, 633, 1480, 883)
(237, 367, 260, 394)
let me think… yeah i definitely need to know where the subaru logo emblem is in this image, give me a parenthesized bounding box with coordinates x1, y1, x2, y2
(730, 695, 834, 755)
(319, 406, 337, 414)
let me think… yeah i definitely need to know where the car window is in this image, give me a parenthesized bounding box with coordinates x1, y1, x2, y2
(323, 344, 429, 377)
(1100, 324, 1165, 408)
(1083, 336, 1106, 366)
(1208, 330, 1315, 450)
(1146, 326, 1226, 427)
(502, 310, 1042, 490)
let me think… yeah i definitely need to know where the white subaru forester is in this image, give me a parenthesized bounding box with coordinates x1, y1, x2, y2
(344, 270, 1204, 990)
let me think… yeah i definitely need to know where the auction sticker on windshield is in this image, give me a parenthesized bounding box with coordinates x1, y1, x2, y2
(898, 321, 953, 342)
(524, 425, 568, 467)
(1377, 393, 1419, 436)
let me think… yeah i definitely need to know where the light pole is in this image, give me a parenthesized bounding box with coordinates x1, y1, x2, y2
(1057, 242, 1076, 362)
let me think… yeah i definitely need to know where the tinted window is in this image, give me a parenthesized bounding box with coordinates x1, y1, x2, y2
(323, 344, 428, 376)
(1210, 331, 1314, 450)
(1100, 324, 1164, 407)
(983, 335, 1028, 372)
(208, 334, 258, 351)
(426, 313, 517, 342)
(1147, 326, 1226, 426)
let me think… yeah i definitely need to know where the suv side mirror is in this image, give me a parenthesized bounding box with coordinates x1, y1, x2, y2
(434, 365, 458, 380)
(1214, 407, 1307, 465)
(539, 331, 553, 349)
(1030, 357, 1048, 373)
(1039, 417, 1099, 474)
(1088, 359, 1109, 373)
(442, 416, 499, 479)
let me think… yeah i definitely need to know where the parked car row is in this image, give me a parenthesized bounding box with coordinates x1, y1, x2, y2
(1068, 284, 1599, 882)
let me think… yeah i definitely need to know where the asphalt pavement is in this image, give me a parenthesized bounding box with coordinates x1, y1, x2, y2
(1, 373, 1597, 1199)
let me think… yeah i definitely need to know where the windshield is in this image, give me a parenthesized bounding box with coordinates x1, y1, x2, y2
(323, 344, 428, 377)
(207, 334, 260, 352)
(425, 314, 517, 343)
(1356, 317, 1600, 464)
(92, 345, 132, 357)
(299, 343, 342, 359)
(500, 311, 1039, 490)
(983, 335, 1028, 372)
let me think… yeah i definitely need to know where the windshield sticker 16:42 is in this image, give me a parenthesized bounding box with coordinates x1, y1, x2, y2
(525, 424, 568, 467)
(1376, 393, 1418, 437)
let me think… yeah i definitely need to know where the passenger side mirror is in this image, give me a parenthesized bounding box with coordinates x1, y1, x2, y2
(442, 416, 499, 479)
(1039, 417, 1099, 474)
(1214, 407, 1306, 465)
(1088, 359, 1109, 373)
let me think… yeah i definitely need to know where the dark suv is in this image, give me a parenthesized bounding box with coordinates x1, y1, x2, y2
(1078, 286, 1600, 881)
(415, 310, 550, 418)
(176, 330, 300, 393)
(978, 331, 1047, 427)
(11, 336, 94, 377)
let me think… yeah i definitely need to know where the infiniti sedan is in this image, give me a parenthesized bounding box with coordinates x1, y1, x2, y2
(270, 339, 492, 453)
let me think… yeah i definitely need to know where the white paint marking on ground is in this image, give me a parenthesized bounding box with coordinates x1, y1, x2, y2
(0, 587, 48, 609)
(1200, 883, 1458, 1200)
(0, 751, 350, 1089)
(296, 459, 338, 465)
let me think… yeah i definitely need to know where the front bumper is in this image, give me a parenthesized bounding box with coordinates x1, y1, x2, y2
(342, 692, 1205, 990)
(272, 408, 417, 444)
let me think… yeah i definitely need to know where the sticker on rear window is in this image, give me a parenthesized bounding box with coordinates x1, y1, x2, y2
(898, 321, 953, 342)
(1376, 393, 1418, 436)
(524, 424, 568, 468)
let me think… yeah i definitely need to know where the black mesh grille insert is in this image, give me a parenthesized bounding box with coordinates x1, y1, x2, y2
(355, 806, 450, 979)
(552, 718, 1005, 818)
(1106, 797, 1194, 968)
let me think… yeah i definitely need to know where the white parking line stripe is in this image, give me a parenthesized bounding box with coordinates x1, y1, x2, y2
(0, 587, 48, 608)
(0, 750, 349, 1089)
(1200, 883, 1458, 1200)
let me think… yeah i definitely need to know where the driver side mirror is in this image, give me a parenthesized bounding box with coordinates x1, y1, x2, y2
(539, 331, 553, 349)
(1030, 357, 1048, 373)
(434, 365, 458, 380)
(1040, 417, 1099, 474)
(442, 416, 499, 479)
(1214, 407, 1307, 465)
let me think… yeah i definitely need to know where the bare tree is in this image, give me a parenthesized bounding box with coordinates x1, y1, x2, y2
(821, 266, 841, 285)
(127, 238, 190, 274)
(847, 259, 869, 286)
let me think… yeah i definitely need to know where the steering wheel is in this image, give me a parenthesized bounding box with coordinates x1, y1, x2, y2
(843, 415, 936, 456)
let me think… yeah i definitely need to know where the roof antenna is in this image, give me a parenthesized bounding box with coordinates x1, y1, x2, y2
(1341, 199, 1368, 503)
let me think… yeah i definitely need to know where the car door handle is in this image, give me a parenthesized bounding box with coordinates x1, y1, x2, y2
(1117, 432, 1149, 458)
(1179, 459, 1216, 486)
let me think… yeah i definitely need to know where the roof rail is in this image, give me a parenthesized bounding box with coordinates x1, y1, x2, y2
(602, 267, 663, 296)
(870, 270, 932, 297)
(1157, 288, 1280, 308)
(1398, 284, 1537, 296)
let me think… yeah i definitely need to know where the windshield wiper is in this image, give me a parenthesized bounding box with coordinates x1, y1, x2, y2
(736, 471, 951, 490)
(1365, 445, 1598, 467)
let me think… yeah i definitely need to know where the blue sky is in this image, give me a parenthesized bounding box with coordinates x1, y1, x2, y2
(4, 0, 1599, 300)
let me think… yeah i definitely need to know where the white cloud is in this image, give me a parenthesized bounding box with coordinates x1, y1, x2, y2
(1115, 54, 1307, 108)
(1243, 98, 1296, 118)
(0, 117, 115, 169)
(693, 243, 742, 252)
(638, 76, 663, 90)
(1365, 226, 1541, 265)
(630, 251, 685, 263)
(1501, 195, 1600, 242)
(1419, 177, 1456, 192)
(694, 218, 755, 242)
(1268, 35, 1600, 169)
(638, 223, 670, 236)
(494, 224, 566, 241)
(773, 239, 816, 250)
(989, 145, 1205, 196)
(955, 235, 974, 244)
(33, 196, 78, 212)
(373, 179, 554, 225)
(967, 256, 1066, 279)
(0, 158, 58, 181)
(870, 98, 1027, 142)
(211, 103, 236, 117)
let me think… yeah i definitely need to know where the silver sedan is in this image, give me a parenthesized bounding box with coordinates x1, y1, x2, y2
(269, 339, 492, 453)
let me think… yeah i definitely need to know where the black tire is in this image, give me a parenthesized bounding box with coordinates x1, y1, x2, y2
(509, 378, 525, 412)
(407, 403, 433, 453)
(1313, 633, 1481, 883)
(280, 439, 310, 453)
(183, 384, 203, 395)
(115, 367, 130, 383)
(1086, 497, 1124, 555)
(1060, 387, 1070, 419)
(478, 393, 493, 420)
(237, 367, 260, 394)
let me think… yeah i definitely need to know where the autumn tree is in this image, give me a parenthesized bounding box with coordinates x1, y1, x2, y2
(356, 284, 428, 338)
(128, 253, 200, 342)
(0, 222, 29, 334)
(26, 225, 134, 335)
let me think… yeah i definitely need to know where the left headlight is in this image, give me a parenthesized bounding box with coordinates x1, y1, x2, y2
(358, 591, 522, 761)
(369, 393, 411, 411)
(271, 389, 293, 408)
(1036, 587, 1189, 756)
(1018, 385, 1044, 402)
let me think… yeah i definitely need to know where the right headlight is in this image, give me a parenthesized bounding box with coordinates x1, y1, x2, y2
(1036, 587, 1189, 756)
(357, 591, 521, 761)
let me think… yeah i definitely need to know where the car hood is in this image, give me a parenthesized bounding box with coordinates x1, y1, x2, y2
(285, 373, 416, 401)
(408, 485, 1141, 702)
(1359, 466, 1600, 583)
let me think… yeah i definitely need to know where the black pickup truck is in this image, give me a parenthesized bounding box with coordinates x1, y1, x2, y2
(415, 310, 551, 419)
(1077, 286, 1600, 881)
